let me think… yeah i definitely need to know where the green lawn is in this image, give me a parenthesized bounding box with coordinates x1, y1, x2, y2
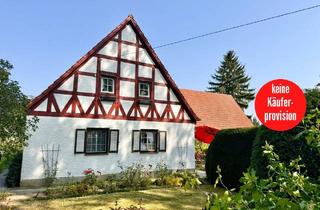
(13, 185, 219, 210)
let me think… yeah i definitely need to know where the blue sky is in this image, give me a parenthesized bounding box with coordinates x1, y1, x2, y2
(1, 1, 320, 116)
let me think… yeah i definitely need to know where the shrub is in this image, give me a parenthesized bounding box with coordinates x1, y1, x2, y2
(205, 127, 258, 188)
(45, 182, 102, 198)
(5, 153, 22, 187)
(176, 171, 201, 190)
(305, 88, 320, 114)
(164, 175, 183, 187)
(0, 156, 12, 174)
(118, 163, 152, 190)
(251, 126, 320, 180)
(204, 143, 320, 209)
(82, 168, 100, 185)
(154, 162, 171, 186)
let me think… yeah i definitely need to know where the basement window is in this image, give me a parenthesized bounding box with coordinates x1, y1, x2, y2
(101, 77, 115, 94)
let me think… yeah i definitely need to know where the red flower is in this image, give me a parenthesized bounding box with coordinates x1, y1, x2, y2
(83, 169, 93, 175)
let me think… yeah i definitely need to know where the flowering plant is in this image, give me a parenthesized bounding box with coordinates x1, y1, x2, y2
(83, 168, 93, 175)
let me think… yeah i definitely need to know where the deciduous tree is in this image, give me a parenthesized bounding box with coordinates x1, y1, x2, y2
(0, 59, 38, 159)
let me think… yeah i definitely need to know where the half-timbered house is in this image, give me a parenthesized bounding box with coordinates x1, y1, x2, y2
(20, 16, 199, 186)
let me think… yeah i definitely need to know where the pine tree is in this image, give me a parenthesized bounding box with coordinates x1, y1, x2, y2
(207, 50, 255, 109)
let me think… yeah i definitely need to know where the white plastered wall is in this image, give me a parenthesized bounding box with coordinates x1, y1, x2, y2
(21, 116, 195, 181)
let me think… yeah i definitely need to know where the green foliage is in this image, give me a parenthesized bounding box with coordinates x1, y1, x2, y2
(5, 153, 22, 187)
(177, 171, 201, 191)
(205, 127, 258, 188)
(195, 140, 209, 155)
(251, 116, 260, 126)
(0, 156, 12, 173)
(298, 108, 320, 153)
(0, 59, 38, 158)
(251, 126, 320, 180)
(195, 140, 208, 170)
(44, 163, 200, 199)
(0, 191, 11, 201)
(207, 50, 255, 109)
(163, 175, 183, 187)
(204, 143, 320, 209)
(45, 182, 103, 198)
(82, 169, 99, 185)
(154, 162, 171, 186)
(118, 163, 152, 190)
(305, 88, 320, 114)
(161, 171, 201, 190)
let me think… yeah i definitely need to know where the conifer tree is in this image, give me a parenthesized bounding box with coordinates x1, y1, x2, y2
(207, 50, 255, 109)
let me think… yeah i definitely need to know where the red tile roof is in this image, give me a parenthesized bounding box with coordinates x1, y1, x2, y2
(180, 89, 253, 129)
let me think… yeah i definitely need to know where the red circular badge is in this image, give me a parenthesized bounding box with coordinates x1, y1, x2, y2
(255, 79, 306, 131)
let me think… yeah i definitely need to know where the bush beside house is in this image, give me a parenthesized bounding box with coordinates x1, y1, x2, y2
(250, 126, 320, 180)
(205, 107, 320, 208)
(5, 153, 22, 187)
(205, 127, 258, 188)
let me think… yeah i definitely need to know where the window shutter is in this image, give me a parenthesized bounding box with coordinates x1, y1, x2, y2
(109, 130, 119, 153)
(158, 131, 166, 152)
(132, 130, 140, 152)
(75, 129, 86, 153)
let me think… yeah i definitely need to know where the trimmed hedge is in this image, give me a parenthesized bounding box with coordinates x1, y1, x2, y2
(205, 127, 258, 188)
(6, 153, 22, 187)
(251, 126, 320, 180)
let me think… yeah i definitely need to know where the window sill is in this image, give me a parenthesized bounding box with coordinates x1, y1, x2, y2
(84, 152, 108, 156)
(100, 95, 116, 102)
(138, 98, 151, 105)
(139, 151, 158, 154)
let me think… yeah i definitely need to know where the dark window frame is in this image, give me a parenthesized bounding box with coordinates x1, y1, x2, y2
(84, 128, 109, 155)
(132, 130, 141, 152)
(74, 128, 120, 155)
(158, 131, 167, 152)
(74, 129, 86, 154)
(131, 129, 167, 153)
(140, 129, 158, 153)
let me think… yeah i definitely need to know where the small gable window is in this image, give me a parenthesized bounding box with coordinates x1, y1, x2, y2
(139, 82, 150, 98)
(101, 77, 115, 94)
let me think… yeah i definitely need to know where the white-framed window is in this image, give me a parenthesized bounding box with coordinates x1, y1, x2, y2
(101, 77, 115, 94)
(139, 82, 150, 98)
(140, 130, 157, 152)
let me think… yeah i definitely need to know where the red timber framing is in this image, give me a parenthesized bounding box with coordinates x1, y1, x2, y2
(28, 15, 199, 124)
